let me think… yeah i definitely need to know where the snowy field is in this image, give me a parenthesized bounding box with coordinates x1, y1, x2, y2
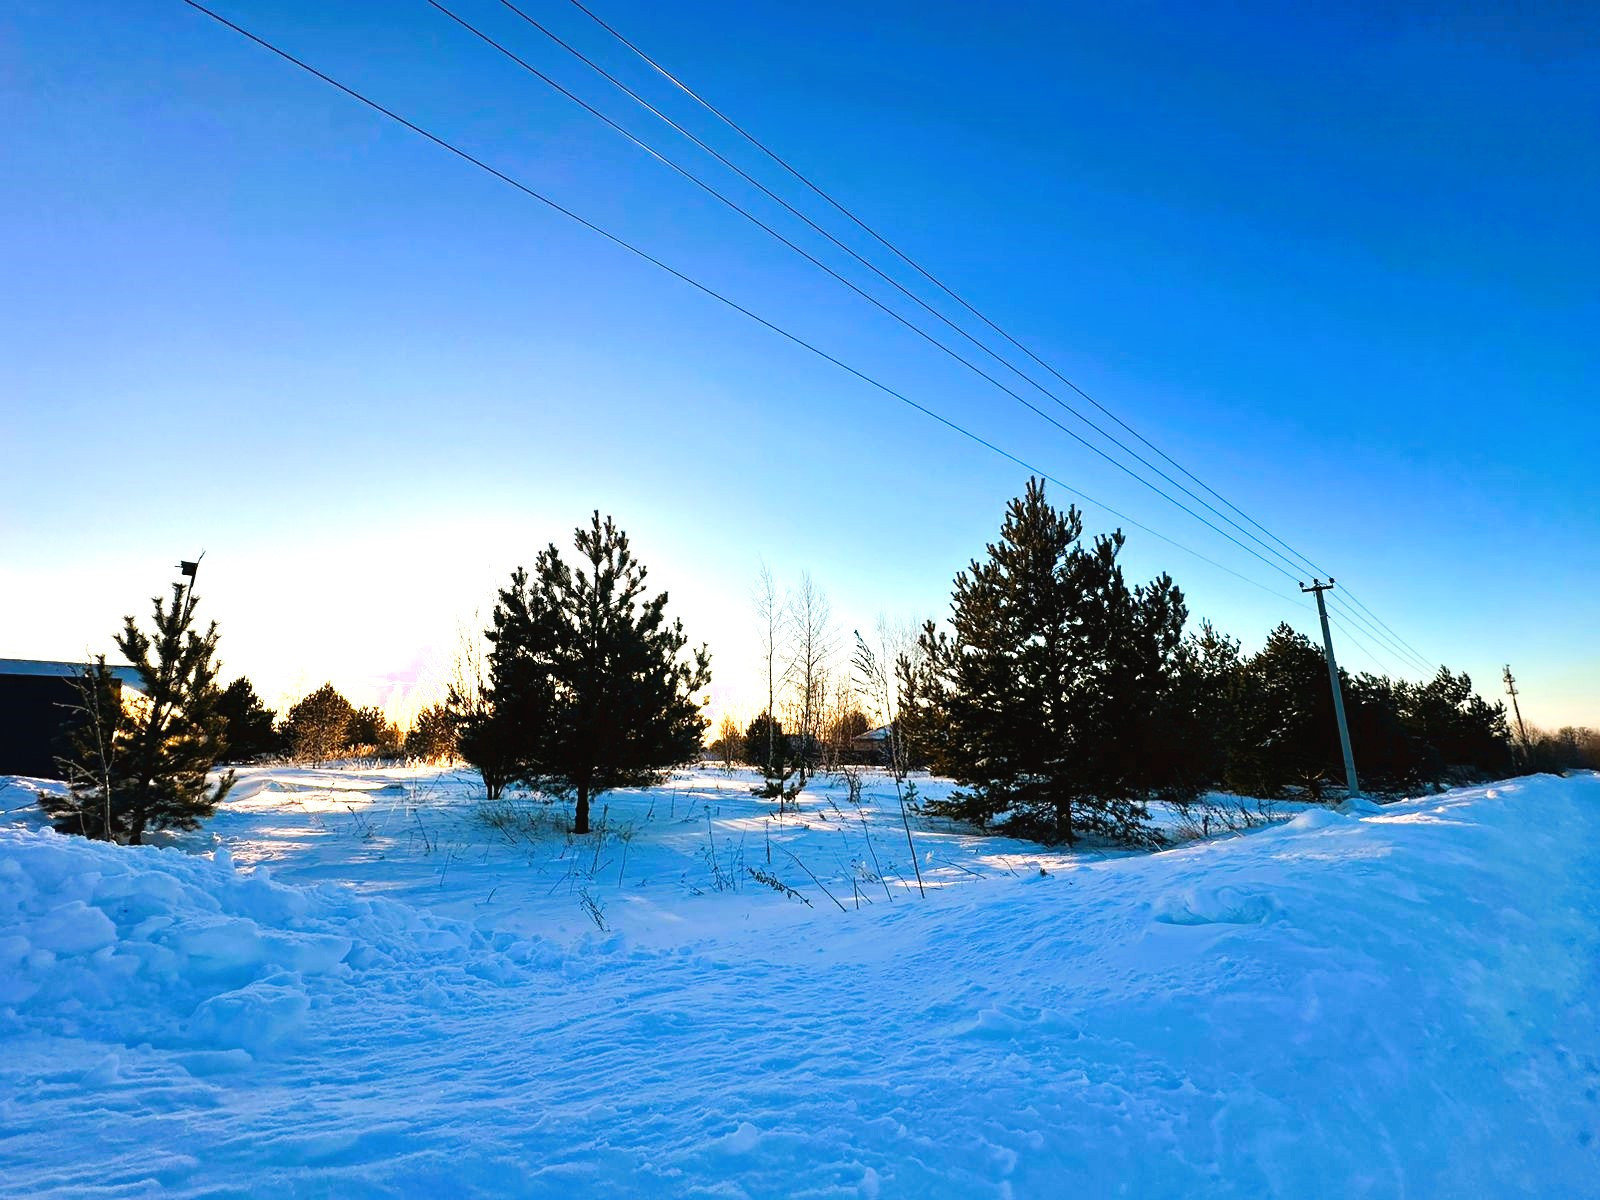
(2, 766, 1597, 1198)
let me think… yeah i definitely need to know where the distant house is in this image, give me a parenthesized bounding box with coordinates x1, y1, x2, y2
(0, 659, 147, 780)
(849, 724, 894, 763)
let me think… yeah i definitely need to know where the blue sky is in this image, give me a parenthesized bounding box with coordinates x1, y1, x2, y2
(3, 0, 1596, 729)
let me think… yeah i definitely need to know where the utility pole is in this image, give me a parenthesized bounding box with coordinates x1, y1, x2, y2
(1503, 665, 1529, 750)
(1300, 578, 1360, 799)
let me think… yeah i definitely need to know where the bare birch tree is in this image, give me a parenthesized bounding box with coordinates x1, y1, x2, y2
(754, 564, 785, 774)
(48, 657, 122, 841)
(750, 562, 805, 807)
(786, 571, 835, 788)
(853, 616, 922, 781)
(712, 710, 743, 772)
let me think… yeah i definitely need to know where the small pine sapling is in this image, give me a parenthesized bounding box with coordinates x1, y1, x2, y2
(42, 575, 233, 844)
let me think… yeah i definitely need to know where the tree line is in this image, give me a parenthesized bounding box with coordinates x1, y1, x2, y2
(896, 479, 1565, 845)
(212, 679, 457, 767)
(38, 488, 1596, 845)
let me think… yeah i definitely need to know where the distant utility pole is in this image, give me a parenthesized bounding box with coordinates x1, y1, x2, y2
(1300, 578, 1360, 799)
(1503, 665, 1530, 749)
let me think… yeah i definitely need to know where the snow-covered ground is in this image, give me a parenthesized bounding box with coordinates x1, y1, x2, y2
(2, 767, 1597, 1197)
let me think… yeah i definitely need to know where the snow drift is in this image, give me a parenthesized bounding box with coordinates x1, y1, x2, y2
(2, 773, 1597, 1197)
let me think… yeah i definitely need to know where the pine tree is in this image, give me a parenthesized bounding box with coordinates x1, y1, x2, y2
(216, 676, 279, 761)
(41, 582, 234, 844)
(404, 702, 459, 764)
(1344, 671, 1428, 788)
(1230, 624, 1338, 797)
(446, 631, 517, 799)
(1400, 667, 1513, 780)
(451, 693, 520, 800)
(347, 705, 402, 758)
(483, 512, 711, 833)
(284, 683, 355, 766)
(907, 479, 1183, 845)
(742, 711, 784, 774)
(1147, 620, 1242, 796)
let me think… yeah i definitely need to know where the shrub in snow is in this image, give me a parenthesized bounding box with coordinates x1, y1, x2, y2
(743, 710, 801, 805)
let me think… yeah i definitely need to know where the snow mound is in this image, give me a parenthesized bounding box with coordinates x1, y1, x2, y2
(0, 828, 559, 1059)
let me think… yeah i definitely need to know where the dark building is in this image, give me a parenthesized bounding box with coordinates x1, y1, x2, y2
(0, 659, 147, 780)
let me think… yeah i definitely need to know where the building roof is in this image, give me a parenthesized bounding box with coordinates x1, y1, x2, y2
(0, 658, 148, 692)
(852, 725, 893, 742)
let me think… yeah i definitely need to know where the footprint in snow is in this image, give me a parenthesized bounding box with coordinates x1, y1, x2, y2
(1152, 884, 1282, 927)
(718, 1121, 764, 1154)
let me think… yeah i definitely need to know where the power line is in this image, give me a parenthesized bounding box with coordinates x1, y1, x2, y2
(559, 0, 1330, 569)
(176, 0, 1306, 614)
(1319, 589, 1429, 670)
(420, 0, 1319, 593)
(563, 0, 1437, 672)
(1333, 589, 1433, 669)
(1326, 593, 1433, 673)
(482, 0, 1325, 590)
(179, 2, 1422, 681)
(1325, 608, 1402, 676)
